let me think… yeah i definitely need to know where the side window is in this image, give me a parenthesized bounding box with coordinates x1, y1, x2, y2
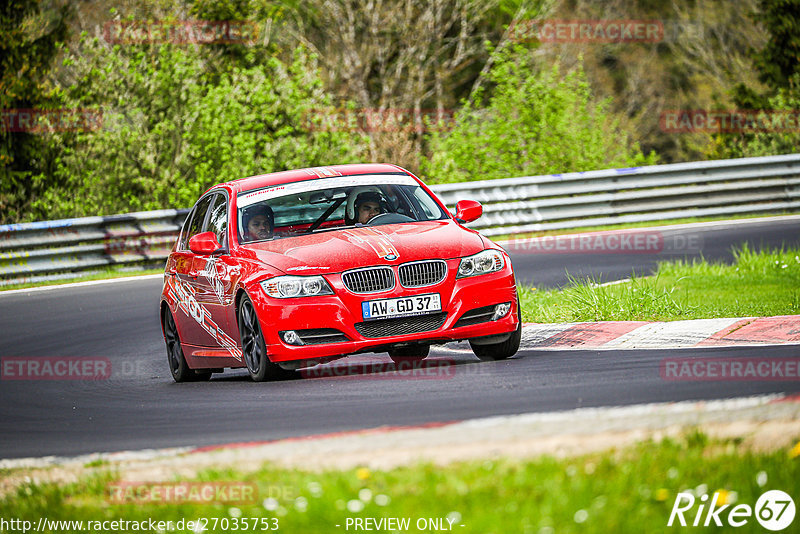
(206, 193, 228, 247)
(181, 195, 214, 250)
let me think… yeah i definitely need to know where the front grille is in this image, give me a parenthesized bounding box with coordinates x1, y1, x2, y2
(453, 305, 496, 328)
(399, 260, 448, 288)
(342, 266, 395, 294)
(354, 313, 447, 339)
(294, 328, 349, 345)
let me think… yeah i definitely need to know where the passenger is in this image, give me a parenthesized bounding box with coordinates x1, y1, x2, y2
(242, 205, 274, 242)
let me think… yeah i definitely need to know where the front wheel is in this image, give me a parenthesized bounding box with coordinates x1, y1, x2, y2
(238, 295, 284, 382)
(470, 321, 521, 361)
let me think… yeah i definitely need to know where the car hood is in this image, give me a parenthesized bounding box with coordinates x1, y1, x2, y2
(244, 221, 485, 274)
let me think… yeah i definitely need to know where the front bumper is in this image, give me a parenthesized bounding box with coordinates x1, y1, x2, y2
(248, 258, 519, 363)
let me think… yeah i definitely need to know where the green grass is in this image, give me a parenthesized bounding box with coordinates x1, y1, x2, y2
(1, 432, 798, 533)
(0, 266, 164, 292)
(520, 245, 800, 322)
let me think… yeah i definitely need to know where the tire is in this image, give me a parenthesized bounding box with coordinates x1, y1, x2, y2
(470, 320, 521, 361)
(388, 344, 430, 364)
(238, 295, 284, 382)
(163, 307, 210, 382)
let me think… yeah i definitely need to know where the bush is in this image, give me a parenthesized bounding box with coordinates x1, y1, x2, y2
(28, 37, 367, 220)
(421, 46, 657, 183)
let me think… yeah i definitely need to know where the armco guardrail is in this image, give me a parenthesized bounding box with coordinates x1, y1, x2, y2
(1, 154, 799, 285)
(437, 153, 800, 236)
(0, 209, 189, 285)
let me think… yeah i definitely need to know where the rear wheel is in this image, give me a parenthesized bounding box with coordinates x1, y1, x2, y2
(388, 344, 430, 364)
(238, 295, 284, 382)
(163, 308, 211, 382)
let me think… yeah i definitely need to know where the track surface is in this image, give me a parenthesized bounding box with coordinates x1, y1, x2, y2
(1, 218, 799, 459)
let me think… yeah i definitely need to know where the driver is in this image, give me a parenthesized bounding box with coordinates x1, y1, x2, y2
(354, 192, 385, 224)
(242, 204, 275, 242)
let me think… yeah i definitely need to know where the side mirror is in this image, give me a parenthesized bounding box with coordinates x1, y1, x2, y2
(189, 231, 222, 255)
(455, 200, 483, 224)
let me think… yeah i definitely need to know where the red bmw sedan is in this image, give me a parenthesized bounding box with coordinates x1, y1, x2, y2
(160, 164, 521, 382)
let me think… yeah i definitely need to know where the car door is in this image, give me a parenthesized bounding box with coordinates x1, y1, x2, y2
(168, 194, 215, 348)
(189, 192, 241, 356)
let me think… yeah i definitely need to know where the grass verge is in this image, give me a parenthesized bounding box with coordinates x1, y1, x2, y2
(0, 267, 164, 292)
(1, 432, 798, 533)
(520, 245, 800, 322)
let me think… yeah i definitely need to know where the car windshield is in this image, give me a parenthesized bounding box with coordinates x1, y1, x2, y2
(237, 174, 449, 243)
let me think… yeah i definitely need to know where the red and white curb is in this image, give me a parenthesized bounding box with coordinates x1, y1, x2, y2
(520, 315, 800, 350)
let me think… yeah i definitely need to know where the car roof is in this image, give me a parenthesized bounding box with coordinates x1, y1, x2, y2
(216, 164, 413, 195)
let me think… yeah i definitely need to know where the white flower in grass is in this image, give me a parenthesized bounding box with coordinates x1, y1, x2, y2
(295, 496, 308, 512)
(375, 494, 390, 506)
(308, 481, 323, 497)
(358, 488, 372, 502)
(574, 509, 588, 523)
(347, 499, 365, 513)
(263, 497, 279, 511)
(756, 471, 768, 487)
(228, 507, 242, 518)
(446, 512, 462, 525)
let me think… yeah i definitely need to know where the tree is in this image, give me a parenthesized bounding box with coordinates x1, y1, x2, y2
(421, 46, 657, 183)
(29, 33, 366, 219)
(0, 0, 71, 223)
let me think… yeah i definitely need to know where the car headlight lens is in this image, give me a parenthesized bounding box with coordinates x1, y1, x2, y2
(457, 250, 505, 278)
(261, 276, 334, 298)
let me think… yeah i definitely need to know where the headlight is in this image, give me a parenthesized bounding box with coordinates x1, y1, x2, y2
(457, 250, 504, 278)
(260, 276, 334, 298)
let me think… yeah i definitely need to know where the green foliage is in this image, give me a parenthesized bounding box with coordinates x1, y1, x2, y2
(421, 46, 657, 183)
(713, 0, 800, 159)
(0, 0, 71, 223)
(520, 245, 800, 323)
(28, 36, 367, 220)
(749, 0, 800, 90)
(710, 74, 800, 159)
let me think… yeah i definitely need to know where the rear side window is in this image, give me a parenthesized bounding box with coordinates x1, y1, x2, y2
(179, 195, 214, 250)
(206, 194, 228, 247)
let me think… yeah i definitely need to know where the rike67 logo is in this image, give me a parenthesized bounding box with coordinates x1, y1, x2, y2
(668, 490, 795, 531)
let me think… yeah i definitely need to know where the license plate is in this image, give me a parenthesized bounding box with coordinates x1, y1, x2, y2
(361, 293, 442, 320)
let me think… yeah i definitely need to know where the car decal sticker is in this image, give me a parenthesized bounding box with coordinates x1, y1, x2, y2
(165, 276, 243, 361)
(197, 256, 227, 304)
(305, 166, 343, 177)
(342, 228, 400, 261)
(237, 175, 417, 207)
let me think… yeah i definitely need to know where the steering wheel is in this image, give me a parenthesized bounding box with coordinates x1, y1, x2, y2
(367, 213, 415, 226)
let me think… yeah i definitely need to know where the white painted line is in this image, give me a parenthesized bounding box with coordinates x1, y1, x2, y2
(0, 273, 163, 296)
(601, 317, 745, 349)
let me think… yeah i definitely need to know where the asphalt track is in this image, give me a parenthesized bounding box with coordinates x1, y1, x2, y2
(0, 217, 798, 459)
